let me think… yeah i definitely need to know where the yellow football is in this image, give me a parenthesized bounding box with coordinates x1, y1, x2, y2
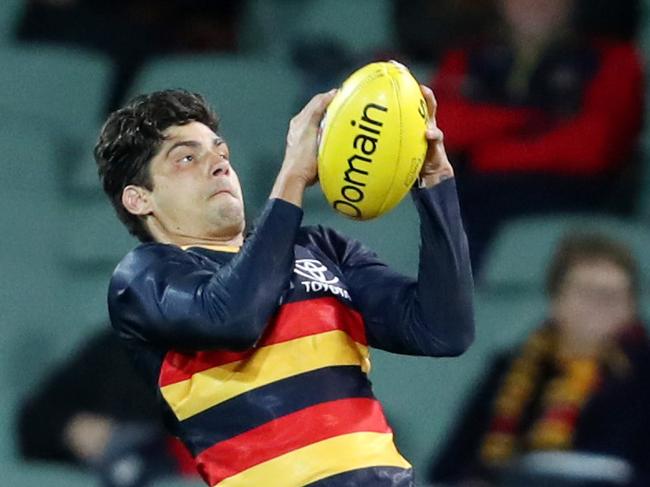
(318, 61, 428, 220)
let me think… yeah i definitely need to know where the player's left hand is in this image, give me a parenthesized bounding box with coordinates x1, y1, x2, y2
(418, 85, 454, 188)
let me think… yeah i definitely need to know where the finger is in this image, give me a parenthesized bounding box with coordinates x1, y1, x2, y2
(301, 89, 337, 121)
(311, 89, 338, 122)
(425, 126, 443, 142)
(420, 84, 437, 120)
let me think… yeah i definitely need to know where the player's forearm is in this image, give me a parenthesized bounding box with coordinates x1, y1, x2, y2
(411, 178, 475, 355)
(205, 197, 303, 348)
(269, 167, 309, 208)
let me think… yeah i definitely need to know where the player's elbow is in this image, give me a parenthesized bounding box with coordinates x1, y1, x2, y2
(220, 316, 265, 350)
(416, 298, 475, 356)
(441, 327, 474, 356)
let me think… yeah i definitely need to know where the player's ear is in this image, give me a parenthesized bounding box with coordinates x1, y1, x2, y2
(122, 185, 153, 216)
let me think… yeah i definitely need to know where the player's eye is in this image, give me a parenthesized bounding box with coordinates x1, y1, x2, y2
(179, 154, 194, 164)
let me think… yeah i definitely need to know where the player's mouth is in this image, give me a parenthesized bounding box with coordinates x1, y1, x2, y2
(208, 188, 235, 199)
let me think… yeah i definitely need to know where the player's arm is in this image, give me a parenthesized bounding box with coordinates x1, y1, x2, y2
(334, 177, 474, 357)
(109, 197, 302, 351)
(336, 88, 474, 356)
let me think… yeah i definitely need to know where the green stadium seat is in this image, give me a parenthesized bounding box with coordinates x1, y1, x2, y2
(480, 214, 650, 293)
(629, 0, 650, 220)
(0, 461, 93, 486)
(154, 478, 206, 487)
(62, 197, 138, 271)
(0, 0, 23, 44)
(0, 117, 113, 460)
(0, 116, 68, 368)
(58, 197, 136, 328)
(286, 0, 395, 56)
(240, 0, 394, 59)
(0, 45, 112, 133)
(63, 126, 104, 196)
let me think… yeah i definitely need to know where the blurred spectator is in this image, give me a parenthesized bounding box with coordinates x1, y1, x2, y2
(432, 0, 644, 269)
(429, 233, 650, 486)
(16, 0, 246, 110)
(392, 0, 640, 64)
(17, 328, 197, 486)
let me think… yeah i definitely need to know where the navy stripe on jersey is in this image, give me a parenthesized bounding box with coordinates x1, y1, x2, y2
(179, 365, 374, 456)
(306, 466, 415, 486)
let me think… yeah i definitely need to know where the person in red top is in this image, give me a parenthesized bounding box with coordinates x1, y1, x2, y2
(432, 0, 644, 269)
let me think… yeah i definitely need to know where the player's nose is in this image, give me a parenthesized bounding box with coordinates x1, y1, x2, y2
(209, 153, 231, 177)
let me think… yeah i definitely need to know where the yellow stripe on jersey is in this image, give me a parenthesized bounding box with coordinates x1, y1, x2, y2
(161, 330, 369, 421)
(181, 244, 240, 253)
(216, 431, 411, 487)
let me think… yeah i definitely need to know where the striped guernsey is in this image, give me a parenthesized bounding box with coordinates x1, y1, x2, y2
(108, 180, 474, 486)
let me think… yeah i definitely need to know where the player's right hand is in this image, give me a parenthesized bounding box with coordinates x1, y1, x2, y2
(281, 89, 337, 187)
(270, 89, 337, 207)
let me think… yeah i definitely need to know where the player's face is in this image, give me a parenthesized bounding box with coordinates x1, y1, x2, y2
(146, 121, 245, 241)
(552, 259, 636, 351)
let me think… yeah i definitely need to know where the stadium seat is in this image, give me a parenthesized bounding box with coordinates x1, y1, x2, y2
(0, 0, 23, 44)
(63, 126, 104, 197)
(62, 197, 137, 271)
(285, 0, 395, 56)
(241, 0, 394, 59)
(155, 478, 206, 487)
(130, 55, 301, 210)
(0, 461, 93, 486)
(480, 214, 650, 293)
(0, 45, 112, 133)
(0, 115, 68, 352)
(0, 116, 111, 460)
(631, 0, 650, 219)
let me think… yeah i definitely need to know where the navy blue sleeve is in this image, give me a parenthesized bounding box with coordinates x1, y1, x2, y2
(108, 199, 303, 351)
(332, 178, 474, 356)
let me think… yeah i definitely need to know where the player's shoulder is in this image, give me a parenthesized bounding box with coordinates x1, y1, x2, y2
(298, 224, 372, 264)
(298, 224, 349, 250)
(111, 242, 186, 289)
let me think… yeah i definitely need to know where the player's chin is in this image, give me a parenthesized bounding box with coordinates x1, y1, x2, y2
(213, 197, 245, 224)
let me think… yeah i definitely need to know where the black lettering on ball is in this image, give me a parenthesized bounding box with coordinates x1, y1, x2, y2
(341, 185, 364, 202)
(333, 200, 362, 218)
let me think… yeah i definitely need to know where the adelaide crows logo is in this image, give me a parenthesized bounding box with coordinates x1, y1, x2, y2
(294, 259, 350, 299)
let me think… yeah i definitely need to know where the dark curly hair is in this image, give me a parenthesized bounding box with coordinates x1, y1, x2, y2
(95, 89, 219, 242)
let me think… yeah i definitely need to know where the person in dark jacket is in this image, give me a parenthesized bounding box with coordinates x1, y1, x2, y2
(430, 232, 650, 486)
(93, 86, 474, 486)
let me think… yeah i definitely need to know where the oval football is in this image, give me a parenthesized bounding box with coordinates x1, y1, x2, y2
(318, 61, 428, 220)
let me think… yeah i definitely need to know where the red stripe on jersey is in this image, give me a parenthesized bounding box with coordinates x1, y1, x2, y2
(159, 297, 366, 387)
(195, 397, 389, 485)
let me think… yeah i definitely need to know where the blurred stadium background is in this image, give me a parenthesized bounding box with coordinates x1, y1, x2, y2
(1, 0, 650, 485)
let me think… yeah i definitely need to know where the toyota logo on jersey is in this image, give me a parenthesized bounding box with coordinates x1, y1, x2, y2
(294, 259, 350, 300)
(294, 259, 340, 284)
